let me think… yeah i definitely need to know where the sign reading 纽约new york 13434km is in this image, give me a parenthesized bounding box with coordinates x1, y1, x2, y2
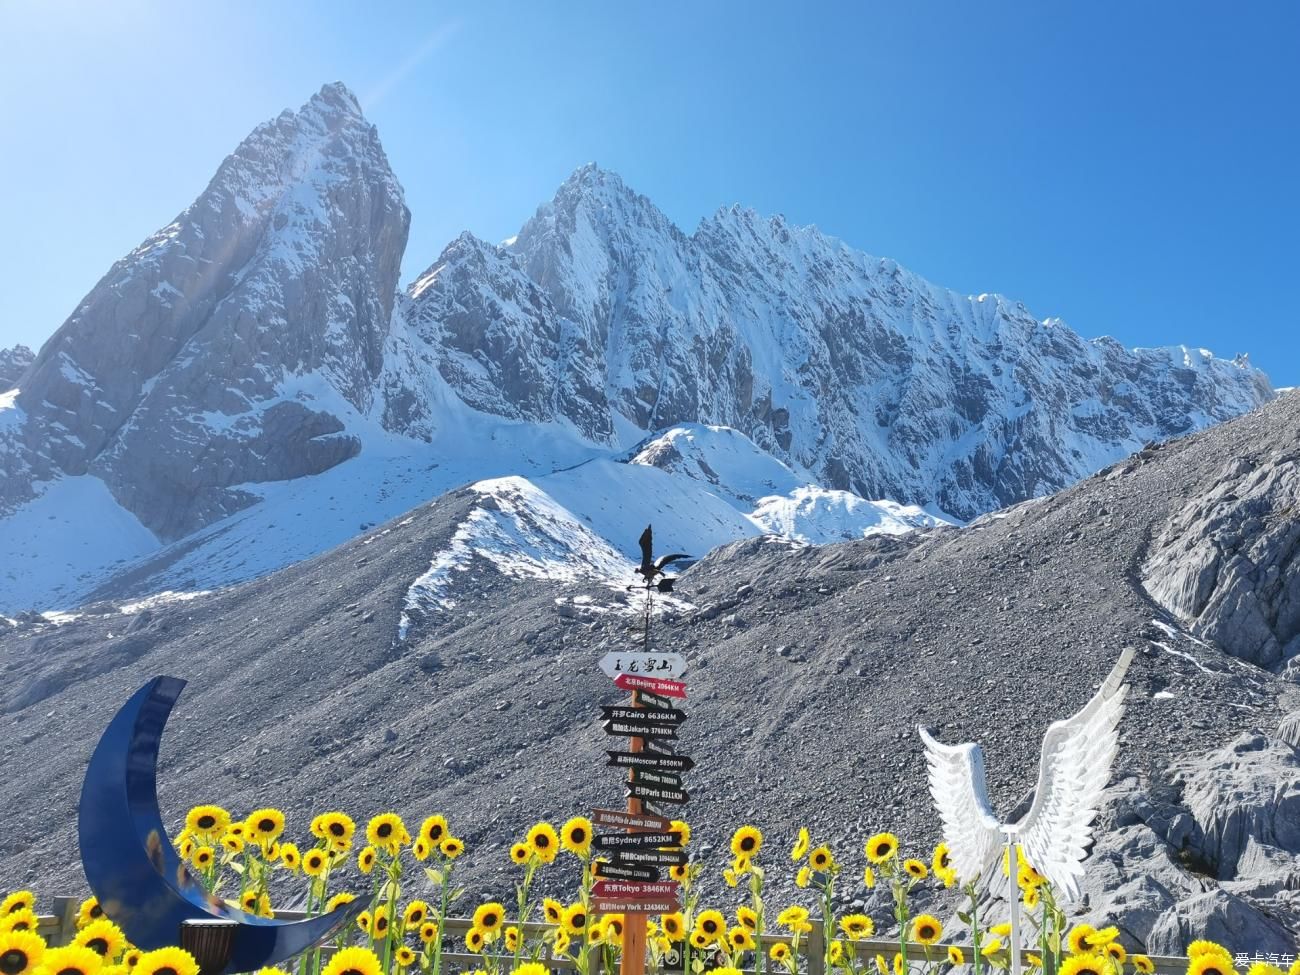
(599, 652, 688, 680)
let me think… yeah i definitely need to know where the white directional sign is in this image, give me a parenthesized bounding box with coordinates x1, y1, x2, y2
(599, 651, 688, 680)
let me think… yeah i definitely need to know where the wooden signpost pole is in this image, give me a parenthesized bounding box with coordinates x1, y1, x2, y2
(621, 688, 648, 975)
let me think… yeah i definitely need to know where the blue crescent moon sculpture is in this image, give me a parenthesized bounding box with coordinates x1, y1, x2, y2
(78, 676, 364, 973)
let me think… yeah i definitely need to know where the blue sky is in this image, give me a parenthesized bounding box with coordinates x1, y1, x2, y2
(2, 0, 1296, 385)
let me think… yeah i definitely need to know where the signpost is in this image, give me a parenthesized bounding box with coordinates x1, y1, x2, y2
(606, 751, 695, 772)
(613, 673, 687, 698)
(592, 861, 661, 882)
(599, 652, 689, 680)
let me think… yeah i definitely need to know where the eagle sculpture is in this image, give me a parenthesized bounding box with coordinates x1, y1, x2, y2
(917, 646, 1135, 903)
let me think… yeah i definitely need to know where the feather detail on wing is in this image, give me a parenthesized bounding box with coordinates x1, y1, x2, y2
(917, 726, 1003, 886)
(1011, 647, 1136, 903)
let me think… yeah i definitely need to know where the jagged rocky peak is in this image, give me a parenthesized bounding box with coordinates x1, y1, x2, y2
(0, 344, 33, 392)
(2, 82, 410, 539)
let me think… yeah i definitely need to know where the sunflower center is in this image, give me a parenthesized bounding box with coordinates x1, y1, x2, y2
(875, 843, 889, 856)
(484, 914, 498, 927)
(56, 968, 88, 975)
(329, 822, 345, 837)
(572, 828, 586, 841)
(197, 815, 215, 829)
(920, 926, 935, 939)
(1, 950, 28, 975)
(87, 939, 109, 955)
(702, 920, 718, 934)
(341, 969, 365, 975)
(741, 837, 756, 851)
(155, 968, 178, 975)
(258, 819, 275, 832)
(535, 835, 550, 847)
(377, 823, 393, 838)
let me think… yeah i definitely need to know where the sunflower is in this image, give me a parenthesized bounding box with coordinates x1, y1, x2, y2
(1018, 862, 1045, 890)
(689, 930, 709, 951)
(355, 913, 371, 936)
(1188, 956, 1237, 975)
(0, 896, 33, 918)
(239, 892, 258, 915)
(278, 843, 300, 872)
(840, 915, 874, 940)
(190, 846, 215, 871)
(41, 945, 105, 975)
(0, 930, 44, 975)
(730, 928, 756, 951)
(862, 865, 876, 889)
(670, 820, 692, 846)
(1087, 927, 1119, 948)
(809, 846, 835, 872)
(366, 813, 408, 854)
(875, 956, 888, 975)
(74, 921, 125, 960)
(400, 901, 428, 929)
(440, 837, 464, 859)
(184, 806, 230, 840)
(527, 823, 559, 864)
(302, 849, 328, 878)
(1067, 926, 1097, 955)
(948, 948, 965, 966)
(221, 836, 244, 855)
(776, 906, 810, 931)
(241, 808, 283, 843)
(553, 930, 571, 955)
(357, 847, 377, 874)
(1023, 886, 1041, 909)
(0, 912, 35, 935)
(830, 941, 845, 965)
(865, 833, 898, 864)
(661, 913, 685, 941)
(730, 825, 763, 858)
(1133, 957, 1154, 974)
(123, 951, 142, 969)
(321, 947, 382, 975)
(1058, 956, 1110, 975)
(602, 914, 625, 944)
(791, 827, 811, 861)
(419, 815, 448, 846)
(418, 922, 438, 945)
(1104, 944, 1127, 966)
(510, 843, 531, 866)
(714, 969, 743, 975)
(228, 823, 246, 840)
(931, 843, 951, 874)
(669, 863, 688, 882)
(515, 965, 547, 975)
(256, 968, 288, 975)
(256, 894, 273, 919)
(562, 904, 587, 936)
(464, 928, 486, 954)
(325, 893, 356, 913)
(894, 953, 906, 975)
(177, 836, 195, 859)
(911, 915, 942, 946)
(556, 817, 592, 856)
(371, 907, 390, 940)
(394, 947, 415, 968)
(695, 910, 725, 943)
(903, 859, 928, 880)
(311, 812, 356, 851)
(504, 927, 520, 952)
(472, 903, 505, 934)
(1188, 944, 1233, 961)
(76, 899, 104, 928)
(982, 939, 1004, 957)
(736, 906, 758, 932)
(770, 943, 793, 964)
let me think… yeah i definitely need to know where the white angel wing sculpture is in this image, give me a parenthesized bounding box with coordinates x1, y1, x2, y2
(917, 647, 1135, 902)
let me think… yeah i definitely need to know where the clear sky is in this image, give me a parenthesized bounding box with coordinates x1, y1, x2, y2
(2, 0, 1296, 385)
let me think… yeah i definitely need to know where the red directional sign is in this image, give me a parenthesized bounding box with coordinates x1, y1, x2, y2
(592, 897, 681, 915)
(614, 673, 687, 699)
(593, 880, 681, 900)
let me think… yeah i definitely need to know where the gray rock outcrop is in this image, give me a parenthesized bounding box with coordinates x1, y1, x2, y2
(0, 344, 33, 392)
(1143, 428, 1300, 669)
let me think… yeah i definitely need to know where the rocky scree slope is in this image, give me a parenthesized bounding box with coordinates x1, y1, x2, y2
(0, 84, 1273, 580)
(1, 393, 1298, 951)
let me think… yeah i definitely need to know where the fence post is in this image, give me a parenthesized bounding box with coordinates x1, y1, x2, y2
(806, 922, 825, 975)
(50, 896, 78, 946)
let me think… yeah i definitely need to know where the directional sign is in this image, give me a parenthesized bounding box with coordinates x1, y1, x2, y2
(593, 881, 681, 900)
(631, 768, 683, 789)
(591, 808, 673, 832)
(609, 848, 688, 867)
(592, 861, 661, 882)
(614, 674, 687, 699)
(626, 782, 690, 805)
(593, 897, 680, 915)
(604, 719, 678, 740)
(600, 712, 686, 728)
(594, 832, 681, 851)
(599, 652, 688, 680)
(607, 751, 695, 773)
(636, 690, 678, 711)
(643, 737, 677, 757)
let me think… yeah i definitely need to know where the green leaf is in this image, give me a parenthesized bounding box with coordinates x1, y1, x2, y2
(957, 911, 972, 925)
(425, 868, 445, 886)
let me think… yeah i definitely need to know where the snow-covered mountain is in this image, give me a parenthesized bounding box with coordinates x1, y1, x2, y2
(0, 83, 1275, 613)
(0, 345, 33, 392)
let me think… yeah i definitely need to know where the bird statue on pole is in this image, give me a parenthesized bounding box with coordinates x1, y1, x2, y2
(917, 647, 1135, 975)
(632, 525, 690, 650)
